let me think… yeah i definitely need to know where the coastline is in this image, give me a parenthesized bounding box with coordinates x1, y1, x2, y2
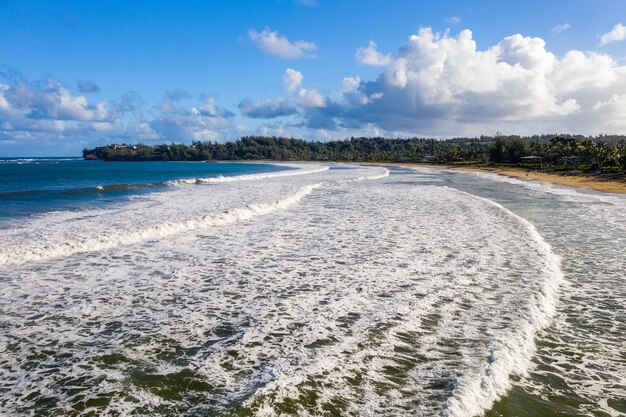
(351, 162, 626, 195)
(455, 166, 626, 194)
(244, 160, 626, 194)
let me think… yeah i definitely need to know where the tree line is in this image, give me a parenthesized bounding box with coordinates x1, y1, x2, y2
(83, 135, 626, 172)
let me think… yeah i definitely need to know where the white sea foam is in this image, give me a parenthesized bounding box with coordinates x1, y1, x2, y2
(441, 187, 563, 417)
(230, 183, 564, 417)
(0, 183, 321, 267)
(0, 164, 620, 417)
(345, 167, 390, 182)
(165, 164, 329, 185)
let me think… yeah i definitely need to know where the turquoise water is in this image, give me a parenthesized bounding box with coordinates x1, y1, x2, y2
(0, 158, 289, 220)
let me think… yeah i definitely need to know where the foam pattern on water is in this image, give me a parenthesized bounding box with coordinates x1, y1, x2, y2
(0, 164, 330, 266)
(0, 183, 320, 267)
(166, 164, 329, 185)
(0, 165, 563, 416)
(438, 167, 626, 417)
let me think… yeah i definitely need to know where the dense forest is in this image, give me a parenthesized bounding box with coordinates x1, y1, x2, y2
(83, 135, 626, 172)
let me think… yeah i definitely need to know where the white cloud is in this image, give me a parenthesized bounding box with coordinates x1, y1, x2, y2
(591, 94, 626, 130)
(239, 72, 326, 128)
(600, 23, 626, 45)
(248, 28, 317, 59)
(238, 89, 325, 123)
(0, 77, 241, 147)
(150, 93, 237, 141)
(7, 25, 626, 149)
(241, 27, 626, 136)
(446, 16, 461, 25)
(341, 76, 383, 104)
(356, 41, 392, 66)
(160, 90, 191, 113)
(297, 88, 326, 107)
(0, 78, 120, 142)
(283, 68, 304, 92)
(239, 98, 298, 118)
(551, 51, 617, 92)
(239, 70, 326, 122)
(551, 23, 571, 33)
(340, 28, 626, 134)
(341, 76, 361, 93)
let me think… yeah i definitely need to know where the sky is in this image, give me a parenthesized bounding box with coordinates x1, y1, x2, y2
(1, 0, 626, 156)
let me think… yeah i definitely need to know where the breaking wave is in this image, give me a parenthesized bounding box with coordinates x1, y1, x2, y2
(345, 167, 390, 182)
(0, 183, 321, 267)
(0, 164, 327, 201)
(442, 187, 563, 417)
(1, 165, 593, 417)
(166, 165, 329, 185)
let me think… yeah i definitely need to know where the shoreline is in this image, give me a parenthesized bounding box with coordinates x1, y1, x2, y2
(373, 162, 626, 194)
(76, 156, 626, 195)
(248, 159, 626, 194)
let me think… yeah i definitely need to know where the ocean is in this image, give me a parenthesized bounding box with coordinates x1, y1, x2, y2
(0, 161, 624, 416)
(0, 158, 291, 220)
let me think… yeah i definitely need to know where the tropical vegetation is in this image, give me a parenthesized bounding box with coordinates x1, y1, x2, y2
(83, 135, 626, 173)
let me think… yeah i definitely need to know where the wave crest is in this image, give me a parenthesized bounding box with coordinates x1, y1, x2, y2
(442, 187, 563, 417)
(0, 183, 321, 267)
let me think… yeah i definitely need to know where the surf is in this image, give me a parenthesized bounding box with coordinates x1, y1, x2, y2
(0, 183, 321, 267)
(441, 187, 563, 416)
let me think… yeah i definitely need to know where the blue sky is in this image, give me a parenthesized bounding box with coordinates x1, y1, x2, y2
(1, 0, 626, 156)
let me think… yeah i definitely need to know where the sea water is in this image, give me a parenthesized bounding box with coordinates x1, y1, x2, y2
(0, 162, 623, 416)
(0, 158, 291, 220)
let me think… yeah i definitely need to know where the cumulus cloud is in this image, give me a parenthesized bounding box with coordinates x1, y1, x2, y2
(149, 93, 237, 141)
(342, 76, 383, 105)
(551, 23, 571, 33)
(7, 26, 626, 149)
(237, 88, 325, 120)
(0, 75, 241, 148)
(283, 68, 304, 92)
(255, 120, 294, 137)
(591, 94, 626, 130)
(0, 78, 120, 143)
(356, 41, 392, 66)
(248, 28, 317, 59)
(239, 67, 327, 123)
(240, 27, 626, 136)
(239, 98, 299, 118)
(600, 23, 626, 45)
(339, 28, 626, 134)
(297, 88, 326, 108)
